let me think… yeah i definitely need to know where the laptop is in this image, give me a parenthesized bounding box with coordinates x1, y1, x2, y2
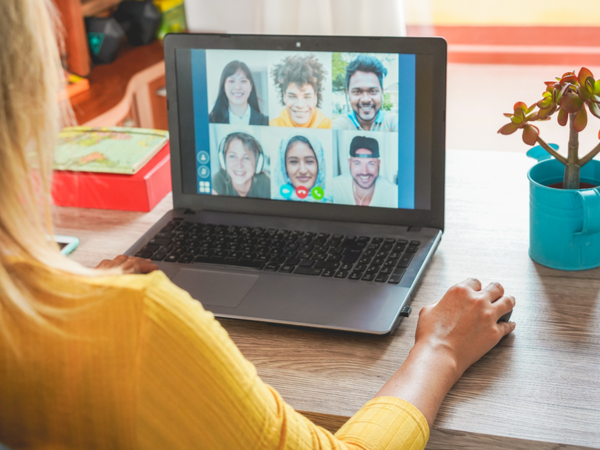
(125, 33, 447, 334)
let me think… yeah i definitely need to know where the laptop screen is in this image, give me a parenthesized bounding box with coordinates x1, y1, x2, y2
(172, 41, 440, 214)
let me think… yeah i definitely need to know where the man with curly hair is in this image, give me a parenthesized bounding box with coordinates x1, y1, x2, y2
(333, 55, 398, 132)
(270, 54, 332, 128)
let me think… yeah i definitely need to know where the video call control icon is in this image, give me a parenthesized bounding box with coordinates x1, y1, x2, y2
(311, 187, 324, 200)
(198, 181, 211, 194)
(197, 151, 210, 164)
(280, 185, 293, 199)
(295, 186, 309, 199)
(197, 166, 210, 179)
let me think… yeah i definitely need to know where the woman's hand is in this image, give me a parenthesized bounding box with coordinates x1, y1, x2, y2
(95, 255, 158, 274)
(375, 278, 516, 429)
(415, 277, 516, 377)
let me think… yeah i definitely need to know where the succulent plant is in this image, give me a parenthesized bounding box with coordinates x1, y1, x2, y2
(499, 67, 600, 189)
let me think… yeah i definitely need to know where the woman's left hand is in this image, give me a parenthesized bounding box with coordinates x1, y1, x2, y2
(95, 255, 158, 274)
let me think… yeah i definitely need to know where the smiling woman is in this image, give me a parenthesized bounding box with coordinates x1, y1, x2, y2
(209, 60, 269, 125)
(212, 131, 271, 198)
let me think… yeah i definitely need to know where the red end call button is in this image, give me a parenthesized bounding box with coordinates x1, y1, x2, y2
(296, 186, 309, 199)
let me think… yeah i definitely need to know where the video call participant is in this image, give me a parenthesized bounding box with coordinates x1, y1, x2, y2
(212, 132, 270, 198)
(209, 60, 269, 125)
(275, 134, 330, 202)
(332, 135, 398, 207)
(270, 55, 332, 129)
(333, 55, 398, 132)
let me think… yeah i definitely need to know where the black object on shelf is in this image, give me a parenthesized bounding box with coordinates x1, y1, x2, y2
(85, 17, 125, 65)
(114, 0, 162, 47)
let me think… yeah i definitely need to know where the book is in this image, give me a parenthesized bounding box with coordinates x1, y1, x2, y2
(52, 142, 172, 211)
(55, 126, 169, 174)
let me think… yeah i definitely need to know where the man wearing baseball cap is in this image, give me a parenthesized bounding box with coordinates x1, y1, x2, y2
(332, 135, 398, 207)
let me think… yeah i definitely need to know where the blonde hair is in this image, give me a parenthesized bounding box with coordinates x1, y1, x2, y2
(0, 0, 100, 338)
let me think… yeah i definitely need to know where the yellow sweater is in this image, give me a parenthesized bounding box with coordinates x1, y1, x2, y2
(0, 265, 429, 449)
(270, 108, 332, 129)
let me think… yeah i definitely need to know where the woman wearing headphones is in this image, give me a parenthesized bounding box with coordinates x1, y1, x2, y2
(212, 132, 271, 198)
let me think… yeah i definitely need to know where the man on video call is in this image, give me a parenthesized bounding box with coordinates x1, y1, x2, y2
(333, 55, 398, 132)
(332, 136, 398, 208)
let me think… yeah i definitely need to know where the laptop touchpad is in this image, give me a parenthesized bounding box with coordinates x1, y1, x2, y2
(172, 268, 259, 308)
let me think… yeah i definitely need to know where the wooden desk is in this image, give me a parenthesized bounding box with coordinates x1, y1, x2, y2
(52, 150, 600, 450)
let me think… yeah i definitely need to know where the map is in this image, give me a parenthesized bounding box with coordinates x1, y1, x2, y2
(54, 127, 169, 174)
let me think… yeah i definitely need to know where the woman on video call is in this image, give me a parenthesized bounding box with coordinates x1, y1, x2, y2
(212, 132, 270, 198)
(274, 134, 330, 201)
(0, 0, 517, 448)
(209, 60, 269, 125)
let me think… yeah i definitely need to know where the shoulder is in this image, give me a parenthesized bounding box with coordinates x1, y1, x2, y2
(212, 170, 230, 193)
(314, 110, 332, 129)
(254, 172, 271, 185)
(332, 173, 351, 186)
(250, 173, 271, 198)
(209, 111, 229, 124)
(375, 177, 398, 201)
(269, 116, 283, 127)
(381, 111, 398, 131)
(376, 175, 396, 189)
(250, 108, 269, 125)
(332, 115, 354, 130)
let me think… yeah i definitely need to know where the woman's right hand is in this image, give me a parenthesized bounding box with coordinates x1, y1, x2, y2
(375, 278, 515, 429)
(415, 278, 516, 377)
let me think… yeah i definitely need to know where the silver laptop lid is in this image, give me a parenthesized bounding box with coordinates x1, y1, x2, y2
(164, 34, 446, 230)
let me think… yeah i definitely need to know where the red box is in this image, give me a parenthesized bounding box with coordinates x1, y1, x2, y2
(52, 142, 171, 212)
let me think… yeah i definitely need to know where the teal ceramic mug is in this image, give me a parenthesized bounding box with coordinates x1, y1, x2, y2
(528, 158, 600, 270)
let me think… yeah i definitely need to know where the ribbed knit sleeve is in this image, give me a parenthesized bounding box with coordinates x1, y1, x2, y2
(136, 271, 429, 450)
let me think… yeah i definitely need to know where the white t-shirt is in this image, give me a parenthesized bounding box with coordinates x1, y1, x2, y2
(228, 106, 251, 125)
(331, 173, 398, 208)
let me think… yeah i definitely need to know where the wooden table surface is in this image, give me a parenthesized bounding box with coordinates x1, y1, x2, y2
(52, 149, 600, 450)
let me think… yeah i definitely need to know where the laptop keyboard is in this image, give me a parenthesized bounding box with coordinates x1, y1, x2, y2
(135, 218, 420, 284)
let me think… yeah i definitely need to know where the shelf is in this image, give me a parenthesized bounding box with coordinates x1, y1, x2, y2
(81, 0, 121, 17)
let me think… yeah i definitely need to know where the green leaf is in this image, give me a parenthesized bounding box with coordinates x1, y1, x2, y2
(538, 107, 550, 119)
(511, 115, 523, 124)
(579, 85, 591, 101)
(526, 103, 537, 114)
(514, 101, 527, 112)
(561, 73, 578, 85)
(526, 112, 539, 121)
(515, 108, 526, 121)
(522, 124, 539, 145)
(578, 67, 594, 85)
(558, 108, 569, 126)
(594, 79, 600, 95)
(503, 113, 513, 118)
(498, 122, 520, 135)
(588, 101, 600, 119)
(556, 84, 570, 102)
(560, 92, 584, 113)
(537, 98, 553, 109)
(573, 105, 588, 132)
(586, 77, 595, 92)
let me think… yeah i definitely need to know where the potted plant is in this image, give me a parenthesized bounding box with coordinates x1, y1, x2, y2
(498, 67, 600, 270)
